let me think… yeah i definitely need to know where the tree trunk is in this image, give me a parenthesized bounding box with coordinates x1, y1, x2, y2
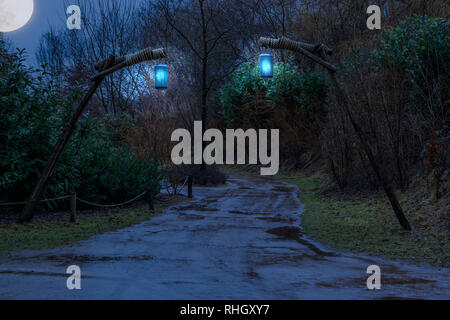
(200, 0, 208, 171)
(201, 57, 208, 171)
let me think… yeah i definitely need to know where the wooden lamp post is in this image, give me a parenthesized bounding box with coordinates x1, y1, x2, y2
(19, 47, 167, 223)
(259, 36, 411, 230)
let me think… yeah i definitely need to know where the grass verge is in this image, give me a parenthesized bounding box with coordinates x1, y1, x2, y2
(276, 171, 449, 267)
(222, 165, 448, 266)
(0, 196, 188, 256)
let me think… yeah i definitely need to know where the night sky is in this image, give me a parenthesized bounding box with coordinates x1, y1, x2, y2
(4, 0, 76, 66)
(4, 0, 149, 66)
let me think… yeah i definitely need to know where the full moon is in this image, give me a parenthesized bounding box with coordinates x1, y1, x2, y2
(0, 0, 34, 32)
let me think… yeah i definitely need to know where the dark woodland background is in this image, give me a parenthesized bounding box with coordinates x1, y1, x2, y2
(0, 0, 448, 228)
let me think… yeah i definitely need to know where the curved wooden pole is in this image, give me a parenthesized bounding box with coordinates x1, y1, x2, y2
(19, 47, 167, 223)
(259, 37, 337, 72)
(19, 56, 115, 223)
(259, 36, 411, 230)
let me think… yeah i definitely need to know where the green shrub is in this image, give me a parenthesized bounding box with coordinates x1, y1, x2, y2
(0, 42, 161, 207)
(0, 46, 65, 202)
(71, 115, 162, 203)
(325, 15, 449, 190)
(218, 60, 328, 166)
(218, 61, 328, 128)
(373, 15, 449, 120)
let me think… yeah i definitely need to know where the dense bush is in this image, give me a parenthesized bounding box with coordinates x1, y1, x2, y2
(0, 46, 65, 202)
(323, 15, 449, 191)
(373, 15, 449, 123)
(218, 61, 329, 166)
(219, 61, 328, 126)
(68, 114, 162, 204)
(0, 43, 161, 207)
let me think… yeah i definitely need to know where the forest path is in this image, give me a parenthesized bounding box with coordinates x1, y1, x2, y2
(0, 173, 448, 299)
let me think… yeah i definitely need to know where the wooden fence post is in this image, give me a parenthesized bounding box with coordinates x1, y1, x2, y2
(188, 175, 193, 198)
(70, 193, 76, 223)
(147, 188, 155, 211)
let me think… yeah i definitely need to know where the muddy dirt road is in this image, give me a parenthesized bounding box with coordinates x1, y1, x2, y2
(0, 174, 448, 299)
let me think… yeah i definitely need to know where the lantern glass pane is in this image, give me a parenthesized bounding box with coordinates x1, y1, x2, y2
(260, 54, 273, 78)
(154, 64, 168, 89)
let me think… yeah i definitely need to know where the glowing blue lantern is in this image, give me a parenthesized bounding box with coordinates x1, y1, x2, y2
(154, 64, 168, 89)
(259, 53, 274, 78)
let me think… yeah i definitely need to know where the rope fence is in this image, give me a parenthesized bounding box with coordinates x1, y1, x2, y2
(76, 190, 148, 208)
(0, 195, 71, 206)
(0, 174, 193, 222)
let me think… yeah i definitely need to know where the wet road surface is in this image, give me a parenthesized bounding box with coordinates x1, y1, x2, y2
(0, 174, 448, 299)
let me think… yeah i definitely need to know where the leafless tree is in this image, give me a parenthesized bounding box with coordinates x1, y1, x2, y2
(37, 0, 145, 114)
(151, 0, 253, 168)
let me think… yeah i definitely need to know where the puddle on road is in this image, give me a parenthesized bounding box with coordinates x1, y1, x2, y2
(271, 186, 296, 193)
(317, 275, 437, 291)
(316, 277, 364, 289)
(179, 213, 206, 220)
(257, 216, 296, 223)
(229, 210, 272, 216)
(228, 210, 252, 215)
(383, 276, 437, 285)
(380, 296, 422, 300)
(0, 270, 85, 278)
(145, 229, 179, 235)
(266, 226, 338, 257)
(162, 280, 195, 285)
(256, 253, 326, 266)
(266, 226, 303, 240)
(244, 268, 262, 279)
(178, 204, 219, 212)
(41, 254, 155, 264)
